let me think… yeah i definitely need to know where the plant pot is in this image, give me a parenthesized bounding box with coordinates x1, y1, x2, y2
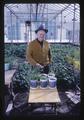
(40, 79, 48, 89)
(49, 77, 57, 89)
(30, 80, 38, 89)
(5, 63, 10, 71)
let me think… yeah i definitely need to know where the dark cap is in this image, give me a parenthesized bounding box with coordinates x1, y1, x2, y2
(35, 25, 48, 33)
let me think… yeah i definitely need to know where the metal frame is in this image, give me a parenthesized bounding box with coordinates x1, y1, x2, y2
(4, 3, 80, 44)
(5, 4, 80, 22)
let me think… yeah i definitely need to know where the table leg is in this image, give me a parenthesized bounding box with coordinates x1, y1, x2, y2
(52, 103, 57, 115)
(41, 103, 46, 111)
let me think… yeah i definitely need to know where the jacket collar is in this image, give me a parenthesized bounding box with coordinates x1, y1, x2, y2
(36, 38, 44, 47)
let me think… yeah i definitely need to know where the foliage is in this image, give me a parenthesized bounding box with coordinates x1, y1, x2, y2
(9, 43, 80, 92)
(12, 62, 41, 93)
(65, 56, 80, 70)
(13, 44, 26, 58)
(40, 75, 47, 80)
(30, 74, 40, 80)
(5, 43, 27, 58)
(5, 43, 27, 69)
(50, 43, 80, 90)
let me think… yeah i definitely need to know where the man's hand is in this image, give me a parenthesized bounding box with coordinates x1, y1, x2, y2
(36, 63, 44, 68)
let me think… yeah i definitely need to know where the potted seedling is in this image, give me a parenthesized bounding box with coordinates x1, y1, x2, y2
(49, 76, 57, 89)
(48, 71, 55, 77)
(30, 74, 40, 89)
(40, 75, 48, 89)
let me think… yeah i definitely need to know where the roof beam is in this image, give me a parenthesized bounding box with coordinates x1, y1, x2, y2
(38, 4, 42, 14)
(41, 4, 46, 20)
(49, 4, 71, 21)
(5, 5, 18, 18)
(66, 5, 80, 14)
(36, 4, 38, 21)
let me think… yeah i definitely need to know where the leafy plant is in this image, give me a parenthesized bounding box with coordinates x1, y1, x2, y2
(30, 73, 40, 80)
(40, 76, 47, 80)
(11, 43, 80, 92)
(5, 43, 27, 58)
(12, 62, 41, 93)
(50, 43, 80, 90)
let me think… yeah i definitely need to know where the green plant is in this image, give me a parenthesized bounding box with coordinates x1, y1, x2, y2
(13, 44, 26, 58)
(30, 73, 40, 81)
(12, 62, 41, 92)
(5, 56, 18, 69)
(11, 43, 80, 92)
(5, 43, 27, 58)
(50, 43, 80, 90)
(5, 57, 10, 63)
(40, 75, 47, 80)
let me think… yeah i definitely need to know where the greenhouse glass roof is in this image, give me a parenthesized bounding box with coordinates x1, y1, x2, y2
(5, 3, 80, 22)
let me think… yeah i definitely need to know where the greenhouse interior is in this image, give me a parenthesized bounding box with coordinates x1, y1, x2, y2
(4, 3, 80, 116)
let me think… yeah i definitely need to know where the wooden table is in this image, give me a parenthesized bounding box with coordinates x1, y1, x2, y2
(28, 87, 61, 103)
(28, 87, 61, 113)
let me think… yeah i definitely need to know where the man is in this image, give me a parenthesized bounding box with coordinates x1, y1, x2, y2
(26, 25, 52, 74)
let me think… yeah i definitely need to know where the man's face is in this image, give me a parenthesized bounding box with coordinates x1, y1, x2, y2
(37, 30, 46, 42)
